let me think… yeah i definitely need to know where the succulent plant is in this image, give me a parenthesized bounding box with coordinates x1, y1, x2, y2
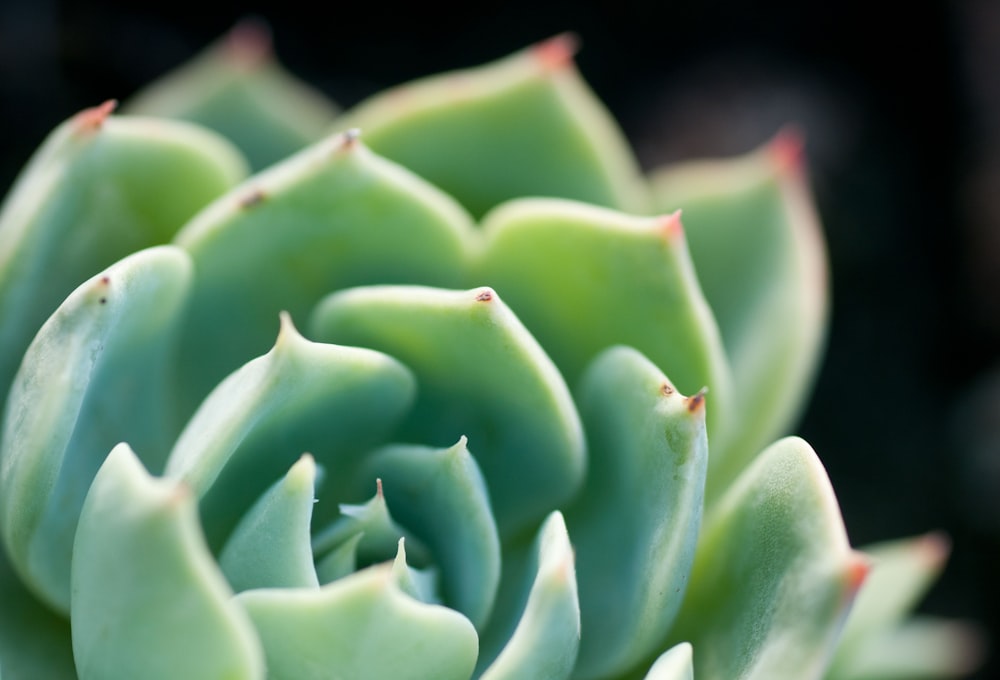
(0, 24, 981, 680)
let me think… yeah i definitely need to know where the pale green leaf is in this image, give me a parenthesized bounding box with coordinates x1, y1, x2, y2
(642, 643, 694, 680)
(71, 443, 264, 680)
(567, 347, 707, 679)
(0, 246, 191, 612)
(219, 454, 320, 592)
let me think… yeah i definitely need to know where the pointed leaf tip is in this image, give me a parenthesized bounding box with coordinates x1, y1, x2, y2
(74, 100, 118, 131)
(846, 551, 872, 597)
(533, 33, 580, 70)
(225, 17, 273, 68)
(659, 210, 684, 240)
(475, 287, 495, 302)
(769, 126, 806, 175)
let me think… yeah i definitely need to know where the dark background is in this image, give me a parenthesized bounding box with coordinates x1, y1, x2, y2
(2, 0, 998, 676)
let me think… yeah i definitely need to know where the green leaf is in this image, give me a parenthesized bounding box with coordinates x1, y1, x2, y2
(311, 285, 585, 538)
(352, 437, 501, 628)
(667, 437, 867, 680)
(0, 246, 191, 612)
(478, 512, 579, 680)
(315, 533, 364, 585)
(648, 133, 828, 500)
(642, 644, 694, 680)
(124, 20, 339, 170)
(71, 443, 264, 680)
(219, 454, 320, 592)
(566, 347, 707, 680)
(172, 130, 474, 414)
(338, 35, 647, 218)
(237, 561, 478, 680)
(828, 534, 984, 680)
(0, 104, 244, 412)
(474, 198, 733, 441)
(164, 313, 416, 548)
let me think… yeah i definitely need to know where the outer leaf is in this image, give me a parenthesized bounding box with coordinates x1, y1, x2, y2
(173, 130, 474, 414)
(649, 133, 828, 500)
(219, 454, 320, 592)
(353, 437, 501, 628)
(478, 512, 580, 680)
(0, 103, 244, 410)
(237, 561, 478, 680)
(311, 285, 586, 538)
(0, 246, 191, 612)
(828, 534, 984, 680)
(71, 443, 264, 680)
(475, 198, 733, 441)
(164, 313, 416, 548)
(642, 644, 694, 680)
(337, 35, 647, 218)
(124, 20, 339, 170)
(566, 347, 707, 680)
(667, 437, 867, 680)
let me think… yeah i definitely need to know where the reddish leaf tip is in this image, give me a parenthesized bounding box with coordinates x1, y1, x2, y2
(533, 33, 580, 71)
(685, 387, 707, 413)
(75, 100, 118, 131)
(226, 17, 273, 68)
(474, 288, 495, 303)
(916, 531, 952, 568)
(845, 552, 871, 595)
(659, 209, 684, 240)
(376, 477, 384, 499)
(769, 126, 806, 175)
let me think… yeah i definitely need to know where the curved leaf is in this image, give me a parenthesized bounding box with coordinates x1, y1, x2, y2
(237, 560, 478, 680)
(311, 285, 585, 538)
(649, 133, 828, 500)
(478, 511, 579, 680)
(642, 644, 694, 680)
(125, 19, 339, 170)
(219, 454, 320, 592)
(71, 443, 264, 680)
(667, 437, 867, 680)
(0, 104, 244, 410)
(567, 346, 707, 680)
(475, 198, 733, 440)
(0, 246, 191, 612)
(338, 35, 647, 217)
(164, 313, 415, 548)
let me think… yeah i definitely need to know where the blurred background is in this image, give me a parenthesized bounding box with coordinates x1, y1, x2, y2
(1, 0, 997, 676)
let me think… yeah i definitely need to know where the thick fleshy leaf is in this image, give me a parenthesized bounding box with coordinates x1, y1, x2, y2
(237, 560, 478, 680)
(478, 512, 579, 680)
(337, 35, 647, 218)
(642, 644, 694, 680)
(0, 246, 191, 612)
(172, 130, 474, 414)
(566, 347, 707, 680)
(124, 20, 339, 170)
(391, 538, 441, 605)
(666, 437, 867, 680)
(649, 133, 828, 500)
(353, 437, 501, 627)
(0, 547, 75, 680)
(164, 313, 416, 548)
(311, 285, 586, 537)
(315, 533, 364, 585)
(71, 443, 264, 680)
(475, 198, 733, 440)
(219, 454, 320, 592)
(828, 534, 984, 679)
(0, 103, 244, 410)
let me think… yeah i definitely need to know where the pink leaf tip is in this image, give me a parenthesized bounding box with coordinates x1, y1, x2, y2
(769, 126, 806, 175)
(533, 33, 580, 71)
(74, 100, 117, 132)
(225, 17, 273, 69)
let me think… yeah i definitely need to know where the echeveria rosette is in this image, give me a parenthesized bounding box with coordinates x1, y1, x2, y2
(0, 30, 976, 680)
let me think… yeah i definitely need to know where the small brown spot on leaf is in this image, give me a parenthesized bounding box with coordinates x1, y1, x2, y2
(660, 382, 675, 396)
(239, 189, 267, 209)
(686, 388, 707, 413)
(475, 289, 494, 302)
(100, 276, 110, 285)
(98, 297, 107, 304)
